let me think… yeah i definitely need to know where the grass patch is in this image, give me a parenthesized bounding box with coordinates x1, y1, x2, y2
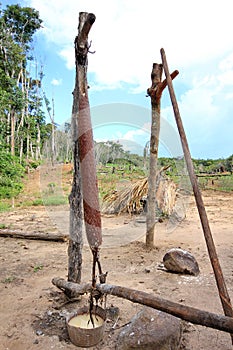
(97, 165, 146, 199)
(0, 201, 11, 212)
(1, 276, 16, 283)
(0, 223, 7, 229)
(32, 198, 44, 206)
(43, 194, 68, 206)
(16, 195, 68, 207)
(33, 264, 44, 272)
(197, 174, 233, 192)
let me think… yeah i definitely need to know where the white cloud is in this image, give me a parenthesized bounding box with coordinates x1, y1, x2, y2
(26, 0, 233, 91)
(25, 0, 233, 158)
(51, 78, 62, 86)
(219, 53, 233, 71)
(121, 125, 150, 142)
(162, 61, 233, 158)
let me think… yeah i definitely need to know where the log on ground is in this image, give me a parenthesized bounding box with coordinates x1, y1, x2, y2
(0, 229, 68, 242)
(52, 277, 233, 334)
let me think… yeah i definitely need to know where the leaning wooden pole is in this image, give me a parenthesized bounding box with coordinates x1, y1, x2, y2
(52, 277, 233, 335)
(161, 48, 233, 344)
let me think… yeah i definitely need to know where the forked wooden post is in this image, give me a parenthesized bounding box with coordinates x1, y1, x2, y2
(146, 65, 179, 247)
(160, 48, 233, 344)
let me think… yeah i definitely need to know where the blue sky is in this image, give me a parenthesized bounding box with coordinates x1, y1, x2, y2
(3, 0, 233, 159)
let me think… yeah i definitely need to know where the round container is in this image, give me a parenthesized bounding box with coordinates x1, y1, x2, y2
(66, 305, 106, 347)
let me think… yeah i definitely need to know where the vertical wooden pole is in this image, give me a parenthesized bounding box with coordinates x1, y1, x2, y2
(161, 48, 233, 344)
(75, 12, 102, 251)
(68, 14, 86, 289)
(146, 66, 179, 247)
(146, 63, 163, 247)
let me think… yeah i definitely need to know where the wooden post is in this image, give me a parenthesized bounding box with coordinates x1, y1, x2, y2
(68, 136, 83, 286)
(146, 63, 163, 247)
(68, 12, 105, 301)
(68, 13, 88, 287)
(160, 48, 233, 344)
(75, 13, 102, 251)
(146, 65, 179, 247)
(52, 277, 233, 335)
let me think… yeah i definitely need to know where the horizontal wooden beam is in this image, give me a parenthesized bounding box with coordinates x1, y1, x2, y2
(52, 277, 233, 334)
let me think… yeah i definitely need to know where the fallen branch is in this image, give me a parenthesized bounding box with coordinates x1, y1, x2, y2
(52, 277, 233, 334)
(0, 229, 68, 242)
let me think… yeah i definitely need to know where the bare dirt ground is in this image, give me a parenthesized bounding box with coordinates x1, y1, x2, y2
(0, 169, 233, 349)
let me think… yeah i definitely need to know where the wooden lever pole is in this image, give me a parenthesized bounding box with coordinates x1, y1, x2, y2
(160, 48, 233, 344)
(52, 277, 233, 335)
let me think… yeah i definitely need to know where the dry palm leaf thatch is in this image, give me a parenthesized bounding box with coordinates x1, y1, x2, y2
(156, 177, 177, 215)
(102, 176, 177, 216)
(102, 178, 148, 215)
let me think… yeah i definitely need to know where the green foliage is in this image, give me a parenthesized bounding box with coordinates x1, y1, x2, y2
(1, 276, 16, 283)
(28, 159, 41, 169)
(95, 140, 127, 165)
(0, 201, 11, 212)
(43, 194, 68, 206)
(32, 198, 43, 206)
(2, 4, 42, 50)
(0, 3, 48, 162)
(33, 264, 43, 272)
(198, 174, 233, 192)
(0, 150, 24, 198)
(225, 155, 233, 172)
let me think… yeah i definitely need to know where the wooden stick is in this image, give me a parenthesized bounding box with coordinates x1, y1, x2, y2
(52, 277, 233, 334)
(160, 48, 233, 343)
(0, 229, 67, 242)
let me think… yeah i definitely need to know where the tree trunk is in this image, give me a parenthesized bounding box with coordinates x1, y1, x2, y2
(36, 122, 41, 160)
(52, 278, 233, 335)
(6, 112, 10, 149)
(145, 66, 179, 247)
(26, 124, 30, 159)
(68, 12, 91, 287)
(75, 13, 102, 251)
(10, 108, 15, 156)
(146, 63, 163, 247)
(51, 98, 55, 165)
(19, 138, 23, 163)
(68, 139, 83, 286)
(30, 140, 34, 159)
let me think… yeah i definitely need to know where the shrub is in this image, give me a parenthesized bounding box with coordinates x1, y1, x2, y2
(0, 151, 24, 199)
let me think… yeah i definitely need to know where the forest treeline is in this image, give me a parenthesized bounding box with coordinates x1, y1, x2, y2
(0, 4, 232, 201)
(0, 4, 55, 198)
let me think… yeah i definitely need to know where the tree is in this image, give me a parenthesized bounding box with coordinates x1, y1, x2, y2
(0, 4, 44, 161)
(0, 150, 24, 199)
(225, 155, 233, 173)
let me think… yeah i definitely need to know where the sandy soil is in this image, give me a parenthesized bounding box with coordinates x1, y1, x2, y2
(0, 171, 233, 349)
